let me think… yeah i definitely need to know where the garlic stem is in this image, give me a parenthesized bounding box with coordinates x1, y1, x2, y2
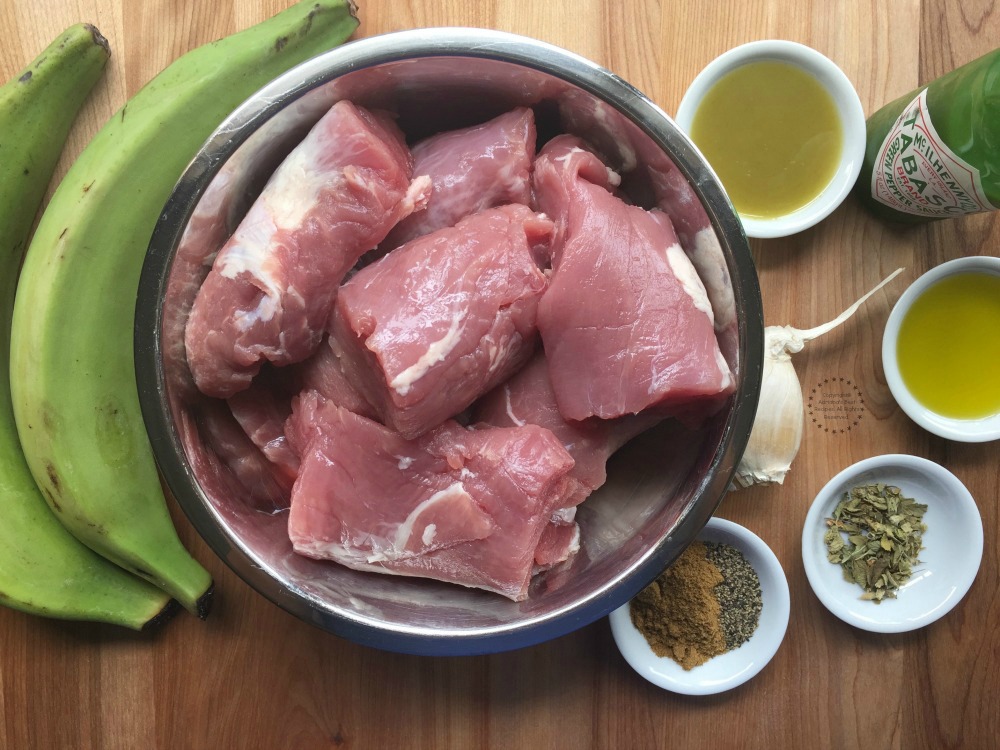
(793, 268, 904, 343)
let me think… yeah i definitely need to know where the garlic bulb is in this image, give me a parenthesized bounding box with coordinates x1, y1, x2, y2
(734, 268, 904, 488)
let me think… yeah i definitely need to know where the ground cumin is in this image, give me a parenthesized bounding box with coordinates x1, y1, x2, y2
(629, 540, 727, 670)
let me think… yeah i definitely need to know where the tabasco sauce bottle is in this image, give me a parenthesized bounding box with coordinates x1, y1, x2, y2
(856, 48, 1000, 223)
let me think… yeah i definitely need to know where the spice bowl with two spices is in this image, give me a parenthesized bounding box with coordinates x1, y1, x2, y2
(802, 454, 983, 633)
(609, 517, 790, 696)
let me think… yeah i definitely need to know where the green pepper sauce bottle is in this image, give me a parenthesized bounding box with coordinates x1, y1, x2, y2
(856, 48, 1000, 223)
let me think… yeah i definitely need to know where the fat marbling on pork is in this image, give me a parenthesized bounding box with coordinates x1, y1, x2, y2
(285, 391, 578, 601)
(332, 204, 552, 440)
(185, 101, 431, 399)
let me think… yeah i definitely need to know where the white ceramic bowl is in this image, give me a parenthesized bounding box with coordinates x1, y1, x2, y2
(609, 517, 789, 695)
(882, 256, 1000, 442)
(802, 454, 983, 633)
(674, 40, 866, 239)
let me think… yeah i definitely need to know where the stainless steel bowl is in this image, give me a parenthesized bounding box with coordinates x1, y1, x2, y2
(135, 28, 763, 655)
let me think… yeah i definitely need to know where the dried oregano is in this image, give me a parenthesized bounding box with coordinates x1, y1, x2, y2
(823, 483, 927, 602)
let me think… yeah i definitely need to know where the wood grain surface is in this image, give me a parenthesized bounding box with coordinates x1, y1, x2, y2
(2, 1, 998, 748)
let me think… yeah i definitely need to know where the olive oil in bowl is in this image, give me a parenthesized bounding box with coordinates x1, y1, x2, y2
(895, 271, 1000, 420)
(690, 60, 843, 220)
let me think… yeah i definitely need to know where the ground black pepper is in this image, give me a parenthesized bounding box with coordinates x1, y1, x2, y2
(705, 542, 763, 650)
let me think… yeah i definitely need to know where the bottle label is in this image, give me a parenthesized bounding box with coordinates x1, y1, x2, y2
(870, 89, 997, 217)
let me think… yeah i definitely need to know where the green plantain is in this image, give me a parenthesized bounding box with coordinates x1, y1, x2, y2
(0, 24, 176, 629)
(10, 1, 359, 617)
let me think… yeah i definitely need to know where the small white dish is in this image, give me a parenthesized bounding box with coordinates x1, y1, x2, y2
(882, 256, 1000, 442)
(674, 40, 866, 239)
(609, 517, 789, 695)
(802, 454, 983, 633)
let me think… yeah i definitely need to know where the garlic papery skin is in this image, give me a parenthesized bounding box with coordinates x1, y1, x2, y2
(733, 328, 805, 487)
(733, 268, 904, 489)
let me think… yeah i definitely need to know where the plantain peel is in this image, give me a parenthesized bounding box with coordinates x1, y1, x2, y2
(9, 1, 359, 617)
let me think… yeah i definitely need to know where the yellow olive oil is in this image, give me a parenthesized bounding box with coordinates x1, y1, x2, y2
(896, 272, 1000, 419)
(690, 60, 843, 219)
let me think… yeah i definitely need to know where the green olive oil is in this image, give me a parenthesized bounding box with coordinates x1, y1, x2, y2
(896, 272, 1000, 419)
(690, 60, 843, 219)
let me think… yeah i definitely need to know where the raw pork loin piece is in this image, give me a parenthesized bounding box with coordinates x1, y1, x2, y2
(195, 400, 293, 512)
(225, 336, 378, 486)
(286, 391, 577, 601)
(380, 107, 536, 251)
(473, 350, 660, 568)
(473, 350, 660, 506)
(185, 100, 431, 398)
(534, 522, 581, 569)
(532, 135, 734, 421)
(226, 369, 300, 483)
(294, 336, 378, 421)
(333, 204, 552, 439)
(557, 89, 737, 335)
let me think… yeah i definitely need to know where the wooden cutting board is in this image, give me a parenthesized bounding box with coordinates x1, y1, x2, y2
(1, 1, 997, 747)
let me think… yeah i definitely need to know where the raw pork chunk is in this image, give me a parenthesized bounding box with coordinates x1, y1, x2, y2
(534, 522, 581, 569)
(333, 204, 552, 439)
(226, 332, 376, 478)
(474, 350, 660, 568)
(225, 338, 377, 485)
(557, 90, 737, 335)
(295, 336, 378, 421)
(533, 136, 733, 421)
(380, 107, 536, 251)
(286, 391, 577, 601)
(226, 371, 299, 483)
(196, 400, 293, 512)
(473, 350, 660, 505)
(185, 100, 431, 398)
